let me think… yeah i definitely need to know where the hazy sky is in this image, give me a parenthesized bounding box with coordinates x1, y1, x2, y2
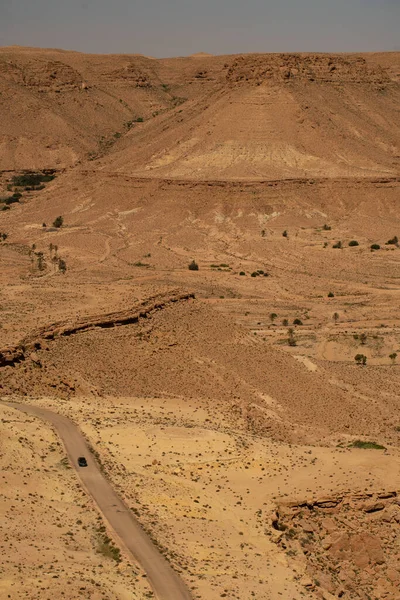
(0, 0, 399, 57)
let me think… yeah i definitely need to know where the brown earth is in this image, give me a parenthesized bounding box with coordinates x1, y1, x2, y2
(0, 403, 153, 600)
(1, 46, 400, 600)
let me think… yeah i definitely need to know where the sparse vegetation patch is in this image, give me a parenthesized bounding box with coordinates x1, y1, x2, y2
(386, 235, 398, 245)
(12, 171, 55, 188)
(349, 440, 386, 450)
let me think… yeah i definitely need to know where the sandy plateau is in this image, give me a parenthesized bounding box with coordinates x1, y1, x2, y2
(0, 47, 400, 600)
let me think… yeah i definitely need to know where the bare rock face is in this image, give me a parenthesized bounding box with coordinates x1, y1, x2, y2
(0, 58, 84, 91)
(274, 492, 400, 599)
(363, 499, 385, 513)
(225, 54, 392, 86)
(330, 532, 385, 566)
(0, 290, 194, 368)
(102, 63, 153, 87)
(29, 351, 41, 366)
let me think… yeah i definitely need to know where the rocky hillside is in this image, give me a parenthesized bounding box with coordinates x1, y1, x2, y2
(0, 48, 399, 176)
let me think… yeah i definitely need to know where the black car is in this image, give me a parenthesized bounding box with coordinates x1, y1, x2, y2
(78, 456, 88, 467)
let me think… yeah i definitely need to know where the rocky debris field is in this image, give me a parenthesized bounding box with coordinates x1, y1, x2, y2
(274, 492, 400, 599)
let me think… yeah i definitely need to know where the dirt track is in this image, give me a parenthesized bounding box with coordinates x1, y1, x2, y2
(2, 401, 192, 600)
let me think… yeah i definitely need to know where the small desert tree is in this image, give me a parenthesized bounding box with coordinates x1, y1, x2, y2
(53, 215, 64, 228)
(386, 236, 398, 245)
(360, 333, 367, 345)
(333, 312, 339, 325)
(36, 252, 46, 271)
(270, 313, 278, 323)
(188, 260, 199, 271)
(287, 328, 296, 347)
(355, 354, 367, 366)
(389, 352, 397, 365)
(58, 258, 67, 273)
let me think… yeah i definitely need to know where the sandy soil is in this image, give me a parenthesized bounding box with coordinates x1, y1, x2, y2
(3, 393, 398, 600)
(0, 404, 152, 600)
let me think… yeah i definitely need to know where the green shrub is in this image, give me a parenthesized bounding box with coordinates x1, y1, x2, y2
(287, 328, 296, 347)
(188, 260, 199, 271)
(360, 333, 367, 345)
(4, 196, 20, 205)
(322, 224, 332, 231)
(133, 261, 150, 267)
(355, 353, 367, 365)
(12, 172, 55, 187)
(250, 272, 258, 277)
(349, 440, 385, 450)
(239, 271, 246, 276)
(328, 291, 334, 298)
(386, 236, 398, 245)
(96, 533, 122, 562)
(332, 241, 342, 249)
(348, 240, 359, 247)
(282, 230, 288, 238)
(58, 258, 67, 273)
(1, 192, 21, 205)
(53, 216, 64, 228)
(36, 252, 46, 271)
(370, 244, 380, 251)
(293, 318, 303, 326)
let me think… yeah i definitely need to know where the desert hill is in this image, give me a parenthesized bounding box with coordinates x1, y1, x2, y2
(1, 47, 400, 600)
(0, 47, 399, 176)
(104, 53, 400, 180)
(0, 47, 176, 169)
(1, 292, 399, 446)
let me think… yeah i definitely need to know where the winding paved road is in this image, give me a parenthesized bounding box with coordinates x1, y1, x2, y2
(2, 402, 192, 600)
